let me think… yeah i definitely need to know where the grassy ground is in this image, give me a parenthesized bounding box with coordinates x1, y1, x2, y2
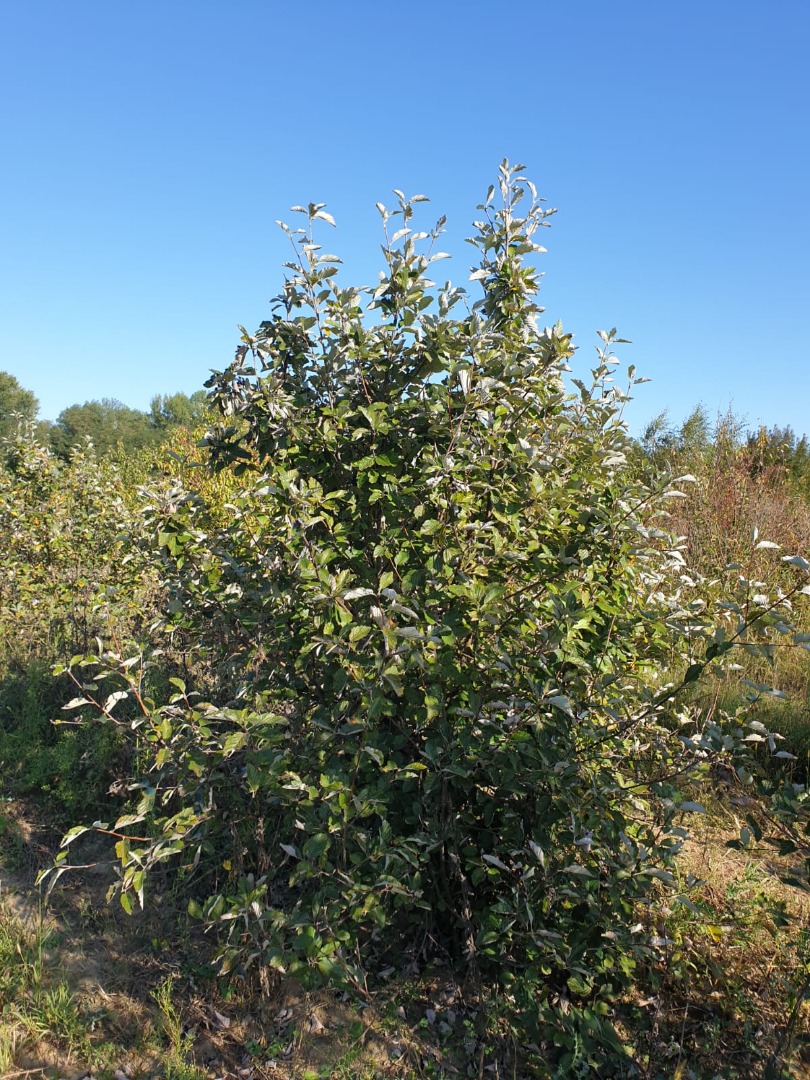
(1, 790, 810, 1079)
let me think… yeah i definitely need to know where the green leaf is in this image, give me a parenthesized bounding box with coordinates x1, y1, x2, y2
(782, 555, 810, 570)
(547, 695, 574, 717)
(222, 731, 247, 755)
(103, 690, 129, 712)
(61, 824, 93, 847)
(114, 813, 145, 830)
(62, 697, 91, 710)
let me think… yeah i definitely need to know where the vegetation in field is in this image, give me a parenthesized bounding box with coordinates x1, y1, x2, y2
(1, 162, 810, 1078)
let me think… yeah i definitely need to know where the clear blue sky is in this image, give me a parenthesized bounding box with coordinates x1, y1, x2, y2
(1, 1, 808, 436)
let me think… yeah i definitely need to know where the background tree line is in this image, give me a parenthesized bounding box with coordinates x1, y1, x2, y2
(4, 365, 809, 505)
(0, 370, 210, 458)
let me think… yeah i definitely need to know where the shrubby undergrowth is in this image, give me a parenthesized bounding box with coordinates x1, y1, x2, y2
(0, 432, 157, 814)
(19, 164, 810, 1074)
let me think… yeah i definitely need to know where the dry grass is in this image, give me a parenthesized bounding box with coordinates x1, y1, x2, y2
(622, 795, 810, 1078)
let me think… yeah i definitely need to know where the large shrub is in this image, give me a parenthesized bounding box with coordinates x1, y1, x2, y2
(51, 164, 810, 1074)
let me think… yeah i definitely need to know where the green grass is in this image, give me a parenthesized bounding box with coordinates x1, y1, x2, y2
(696, 677, 810, 782)
(0, 897, 88, 1065)
(151, 977, 208, 1080)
